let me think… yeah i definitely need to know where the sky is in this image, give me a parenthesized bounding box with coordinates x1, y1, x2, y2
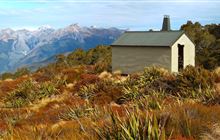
(0, 0, 219, 31)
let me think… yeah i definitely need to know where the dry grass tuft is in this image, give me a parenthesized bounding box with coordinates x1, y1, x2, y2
(201, 124, 220, 140)
(1, 63, 220, 139)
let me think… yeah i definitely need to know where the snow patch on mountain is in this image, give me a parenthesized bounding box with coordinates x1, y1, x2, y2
(0, 24, 124, 73)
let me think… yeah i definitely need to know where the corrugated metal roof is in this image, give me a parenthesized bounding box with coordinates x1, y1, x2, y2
(112, 31, 184, 47)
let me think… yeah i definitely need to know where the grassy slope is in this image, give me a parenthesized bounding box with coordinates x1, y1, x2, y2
(0, 46, 220, 140)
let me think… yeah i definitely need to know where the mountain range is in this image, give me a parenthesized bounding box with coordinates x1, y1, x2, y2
(0, 24, 123, 73)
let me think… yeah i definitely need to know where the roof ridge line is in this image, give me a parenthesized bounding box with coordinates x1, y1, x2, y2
(125, 30, 183, 33)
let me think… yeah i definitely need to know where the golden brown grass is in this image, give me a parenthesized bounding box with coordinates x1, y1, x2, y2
(0, 66, 220, 139)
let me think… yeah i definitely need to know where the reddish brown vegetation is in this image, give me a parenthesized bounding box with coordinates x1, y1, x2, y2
(0, 65, 220, 139)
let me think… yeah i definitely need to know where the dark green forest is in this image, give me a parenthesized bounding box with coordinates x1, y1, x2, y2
(181, 21, 220, 69)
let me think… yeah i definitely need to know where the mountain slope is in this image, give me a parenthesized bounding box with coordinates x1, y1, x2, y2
(0, 24, 123, 73)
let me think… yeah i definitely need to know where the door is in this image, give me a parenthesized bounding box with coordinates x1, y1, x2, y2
(178, 44, 184, 71)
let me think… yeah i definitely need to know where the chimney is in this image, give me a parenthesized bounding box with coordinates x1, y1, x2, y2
(162, 15, 171, 31)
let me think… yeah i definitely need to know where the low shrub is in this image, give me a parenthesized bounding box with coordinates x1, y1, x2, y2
(4, 79, 37, 108)
(172, 66, 217, 101)
(78, 84, 98, 100)
(201, 123, 220, 140)
(61, 68, 84, 83)
(0, 72, 14, 80)
(74, 74, 100, 91)
(38, 82, 59, 99)
(175, 66, 216, 92)
(0, 67, 30, 80)
(59, 104, 100, 121)
(139, 66, 169, 87)
(116, 85, 141, 104)
(14, 67, 31, 78)
(4, 79, 59, 108)
(116, 67, 171, 104)
(164, 103, 220, 139)
(77, 79, 124, 104)
(95, 110, 168, 140)
(214, 67, 220, 83)
(123, 67, 169, 88)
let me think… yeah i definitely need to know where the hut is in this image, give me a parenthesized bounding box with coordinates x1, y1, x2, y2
(111, 15, 195, 73)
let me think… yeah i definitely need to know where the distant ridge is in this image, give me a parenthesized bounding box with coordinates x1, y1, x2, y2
(0, 24, 124, 73)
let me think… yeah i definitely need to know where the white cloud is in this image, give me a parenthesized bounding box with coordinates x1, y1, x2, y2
(0, 0, 219, 30)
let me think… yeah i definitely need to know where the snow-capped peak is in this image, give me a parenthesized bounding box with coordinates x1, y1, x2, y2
(68, 23, 80, 28)
(0, 28, 14, 33)
(0, 24, 123, 73)
(38, 25, 53, 31)
(90, 25, 97, 29)
(65, 23, 82, 32)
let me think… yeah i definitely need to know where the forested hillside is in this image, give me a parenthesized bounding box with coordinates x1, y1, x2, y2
(181, 21, 220, 69)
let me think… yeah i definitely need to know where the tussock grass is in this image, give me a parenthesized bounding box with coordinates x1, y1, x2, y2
(4, 79, 60, 108)
(0, 54, 220, 140)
